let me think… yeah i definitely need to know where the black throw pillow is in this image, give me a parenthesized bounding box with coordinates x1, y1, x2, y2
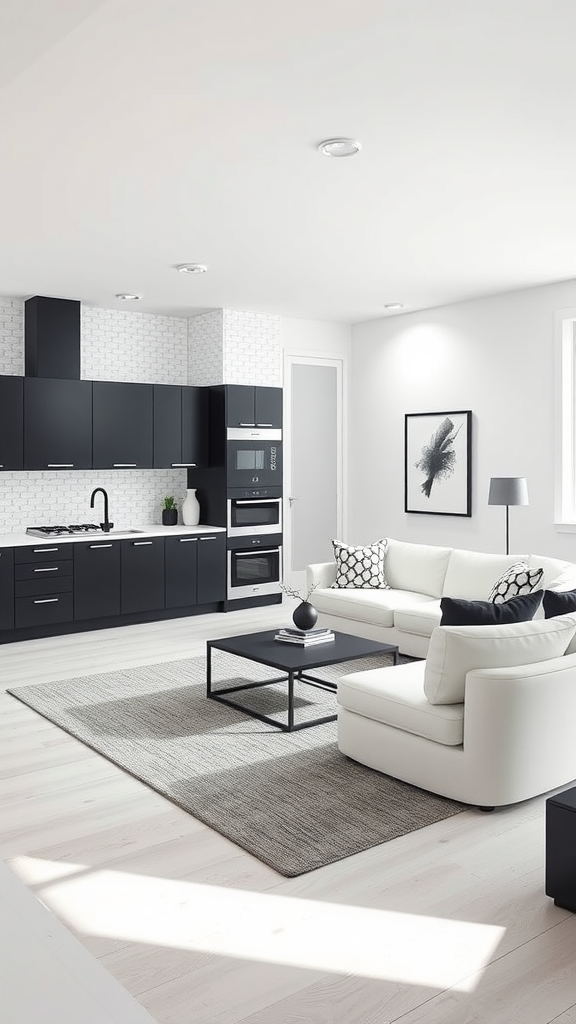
(440, 589, 543, 627)
(543, 588, 576, 618)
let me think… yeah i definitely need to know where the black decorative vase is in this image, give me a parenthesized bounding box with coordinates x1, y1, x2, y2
(162, 508, 178, 526)
(292, 600, 318, 631)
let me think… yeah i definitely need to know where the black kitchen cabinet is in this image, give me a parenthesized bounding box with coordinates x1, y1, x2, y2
(121, 536, 165, 614)
(0, 376, 23, 471)
(153, 385, 208, 469)
(0, 547, 14, 630)
(24, 378, 92, 470)
(74, 540, 121, 620)
(14, 543, 74, 629)
(93, 381, 153, 469)
(165, 535, 198, 608)
(197, 533, 226, 603)
(225, 385, 282, 428)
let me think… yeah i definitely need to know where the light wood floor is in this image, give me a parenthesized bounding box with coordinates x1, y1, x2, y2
(2, 605, 576, 1024)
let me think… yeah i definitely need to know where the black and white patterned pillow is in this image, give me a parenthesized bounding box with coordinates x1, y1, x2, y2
(489, 561, 544, 604)
(331, 539, 389, 589)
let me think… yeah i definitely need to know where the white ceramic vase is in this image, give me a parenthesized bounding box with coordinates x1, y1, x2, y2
(181, 488, 200, 526)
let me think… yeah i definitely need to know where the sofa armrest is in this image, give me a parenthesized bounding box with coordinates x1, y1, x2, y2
(463, 654, 576, 800)
(307, 561, 336, 590)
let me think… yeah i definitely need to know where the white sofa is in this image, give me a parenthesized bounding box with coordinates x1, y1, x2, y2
(307, 538, 576, 657)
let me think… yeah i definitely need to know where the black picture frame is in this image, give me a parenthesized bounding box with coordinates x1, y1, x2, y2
(405, 410, 472, 516)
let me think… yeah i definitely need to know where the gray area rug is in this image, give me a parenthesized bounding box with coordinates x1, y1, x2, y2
(8, 651, 465, 876)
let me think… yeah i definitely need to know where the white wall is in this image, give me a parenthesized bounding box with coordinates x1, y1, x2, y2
(349, 279, 576, 560)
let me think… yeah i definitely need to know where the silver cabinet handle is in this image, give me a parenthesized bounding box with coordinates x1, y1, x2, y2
(234, 499, 278, 505)
(89, 543, 113, 549)
(33, 567, 59, 572)
(33, 547, 59, 553)
(235, 548, 277, 556)
(113, 463, 137, 467)
(171, 463, 197, 467)
(179, 537, 197, 542)
(256, 423, 273, 427)
(47, 463, 74, 468)
(239, 422, 256, 427)
(199, 536, 217, 541)
(133, 541, 153, 545)
(33, 598, 59, 604)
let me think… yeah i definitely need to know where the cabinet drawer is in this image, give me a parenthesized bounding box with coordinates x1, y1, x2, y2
(15, 560, 74, 582)
(15, 593, 74, 629)
(16, 544, 74, 564)
(15, 576, 73, 599)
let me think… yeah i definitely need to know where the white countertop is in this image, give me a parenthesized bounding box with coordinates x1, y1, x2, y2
(0, 524, 226, 548)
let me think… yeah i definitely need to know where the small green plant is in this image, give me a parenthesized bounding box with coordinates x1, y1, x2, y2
(162, 495, 177, 510)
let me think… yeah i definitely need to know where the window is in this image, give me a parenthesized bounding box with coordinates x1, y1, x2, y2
(556, 308, 576, 527)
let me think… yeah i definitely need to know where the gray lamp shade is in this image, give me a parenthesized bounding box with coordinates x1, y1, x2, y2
(488, 477, 529, 507)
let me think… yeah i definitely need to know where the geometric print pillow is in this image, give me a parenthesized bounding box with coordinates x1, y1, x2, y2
(331, 539, 389, 589)
(488, 561, 544, 604)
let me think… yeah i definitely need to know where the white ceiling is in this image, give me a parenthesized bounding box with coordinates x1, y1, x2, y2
(1, 0, 576, 324)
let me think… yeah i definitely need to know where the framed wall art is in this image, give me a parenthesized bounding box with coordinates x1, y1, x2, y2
(405, 410, 472, 516)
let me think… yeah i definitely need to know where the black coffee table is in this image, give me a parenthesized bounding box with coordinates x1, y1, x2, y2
(206, 629, 398, 732)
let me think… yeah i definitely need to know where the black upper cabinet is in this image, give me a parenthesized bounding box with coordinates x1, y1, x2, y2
(153, 385, 208, 468)
(225, 385, 282, 428)
(0, 376, 23, 470)
(24, 378, 92, 470)
(93, 381, 153, 469)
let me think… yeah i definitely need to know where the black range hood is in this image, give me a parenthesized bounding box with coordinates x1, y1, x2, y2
(24, 295, 81, 379)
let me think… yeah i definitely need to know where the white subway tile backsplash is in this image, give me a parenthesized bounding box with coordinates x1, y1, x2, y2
(0, 298, 24, 374)
(82, 307, 188, 383)
(187, 310, 224, 384)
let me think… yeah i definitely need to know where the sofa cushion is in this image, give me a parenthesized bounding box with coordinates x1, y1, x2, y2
(543, 588, 576, 618)
(313, 586, 434, 629)
(384, 538, 452, 598)
(440, 589, 543, 626)
(442, 549, 528, 600)
(529, 554, 576, 590)
(331, 539, 388, 589)
(394, 601, 442, 636)
(488, 562, 544, 603)
(338, 660, 464, 745)
(423, 614, 576, 705)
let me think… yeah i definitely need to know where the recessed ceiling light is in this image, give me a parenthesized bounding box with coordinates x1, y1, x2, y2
(384, 303, 404, 311)
(115, 293, 142, 301)
(318, 138, 362, 158)
(175, 263, 208, 274)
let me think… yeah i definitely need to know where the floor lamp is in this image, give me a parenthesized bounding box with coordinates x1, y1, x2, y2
(488, 477, 529, 555)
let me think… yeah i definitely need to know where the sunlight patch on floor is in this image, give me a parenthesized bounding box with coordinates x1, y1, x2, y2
(11, 855, 505, 992)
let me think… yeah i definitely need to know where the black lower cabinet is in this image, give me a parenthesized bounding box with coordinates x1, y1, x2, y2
(165, 535, 198, 608)
(14, 544, 74, 629)
(197, 534, 226, 604)
(74, 540, 121, 620)
(0, 548, 15, 630)
(121, 538, 165, 615)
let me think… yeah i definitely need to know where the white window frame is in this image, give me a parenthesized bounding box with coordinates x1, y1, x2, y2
(555, 307, 576, 530)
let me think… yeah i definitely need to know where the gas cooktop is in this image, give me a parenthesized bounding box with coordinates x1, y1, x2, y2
(26, 524, 105, 538)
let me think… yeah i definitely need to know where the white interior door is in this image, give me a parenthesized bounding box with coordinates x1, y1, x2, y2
(283, 355, 345, 593)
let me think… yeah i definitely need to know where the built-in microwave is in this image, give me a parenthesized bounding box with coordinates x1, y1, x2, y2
(227, 488, 282, 537)
(226, 428, 282, 488)
(227, 534, 282, 600)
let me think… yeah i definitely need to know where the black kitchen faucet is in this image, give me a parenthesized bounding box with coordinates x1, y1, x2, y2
(90, 487, 114, 532)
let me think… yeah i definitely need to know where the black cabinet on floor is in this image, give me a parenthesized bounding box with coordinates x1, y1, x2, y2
(121, 537, 165, 614)
(197, 534, 226, 604)
(0, 376, 23, 471)
(165, 535, 198, 608)
(153, 385, 208, 469)
(225, 385, 282, 428)
(14, 543, 74, 629)
(0, 547, 14, 630)
(24, 378, 92, 470)
(93, 381, 153, 469)
(74, 540, 121, 620)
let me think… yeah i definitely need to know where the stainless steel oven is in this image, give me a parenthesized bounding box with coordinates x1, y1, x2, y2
(227, 490, 282, 537)
(227, 535, 282, 600)
(226, 428, 282, 488)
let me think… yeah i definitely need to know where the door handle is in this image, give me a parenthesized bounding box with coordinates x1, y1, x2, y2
(288, 496, 300, 507)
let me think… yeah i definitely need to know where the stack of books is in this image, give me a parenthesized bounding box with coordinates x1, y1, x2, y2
(274, 626, 335, 646)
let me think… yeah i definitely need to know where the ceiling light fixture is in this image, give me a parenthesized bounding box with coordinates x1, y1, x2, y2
(175, 263, 208, 274)
(115, 293, 142, 301)
(317, 138, 362, 158)
(384, 303, 404, 311)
